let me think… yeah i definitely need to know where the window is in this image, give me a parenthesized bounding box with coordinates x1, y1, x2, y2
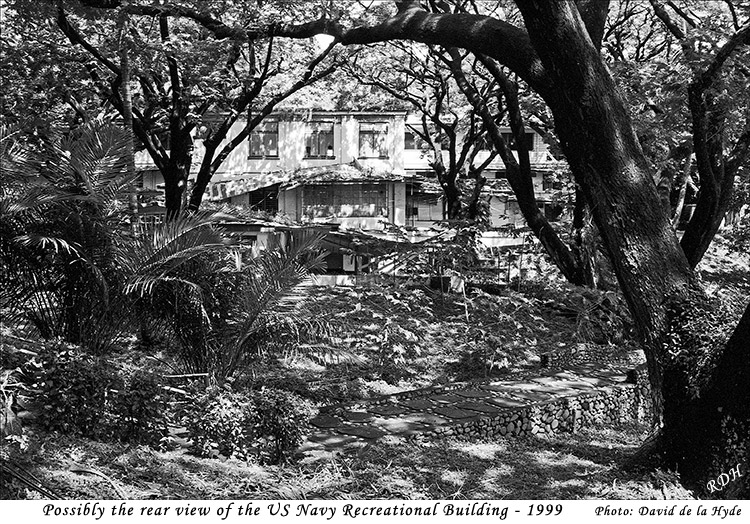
(405, 128, 449, 149)
(302, 183, 388, 219)
(248, 184, 279, 214)
(305, 122, 335, 158)
(249, 121, 279, 157)
(500, 132, 535, 151)
(404, 130, 422, 150)
(359, 122, 389, 158)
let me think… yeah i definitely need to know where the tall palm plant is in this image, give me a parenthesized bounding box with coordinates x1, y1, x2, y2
(3, 123, 328, 380)
(123, 223, 326, 383)
(0, 121, 136, 352)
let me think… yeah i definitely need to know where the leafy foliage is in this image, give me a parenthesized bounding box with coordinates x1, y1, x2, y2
(126, 227, 326, 382)
(112, 370, 170, 446)
(33, 345, 121, 439)
(185, 386, 313, 465)
(0, 121, 135, 353)
(2, 122, 328, 385)
(244, 388, 314, 465)
(186, 388, 249, 460)
(27, 343, 170, 445)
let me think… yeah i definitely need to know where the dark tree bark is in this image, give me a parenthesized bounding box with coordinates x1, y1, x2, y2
(515, 1, 749, 497)
(448, 49, 586, 285)
(116, 9, 138, 222)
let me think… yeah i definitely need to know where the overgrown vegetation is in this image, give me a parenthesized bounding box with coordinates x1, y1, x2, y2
(185, 387, 313, 465)
(2, 116, 748, 500)
(2, 235, 746, 500)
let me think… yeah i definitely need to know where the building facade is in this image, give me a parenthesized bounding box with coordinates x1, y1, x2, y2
(135, 110, 570, 237)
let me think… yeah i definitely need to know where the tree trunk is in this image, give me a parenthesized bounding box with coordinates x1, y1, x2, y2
(516, 1, 749, 496)
(117, 10, 138, 224)
(680, 83, 735, 268)
(188, 139, 220, 212)
(162, 134, 192, 220)
(465, 174, 486, 221)
(443, 182, 462, 220)
(661, 297, 750, 499)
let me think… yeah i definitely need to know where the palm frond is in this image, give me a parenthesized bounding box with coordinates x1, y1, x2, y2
(59, 120, 130, 185)
(0, 125, 37, 186)
(11, 234, 83, 257)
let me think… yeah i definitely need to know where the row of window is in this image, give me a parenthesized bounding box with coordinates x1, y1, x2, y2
(402, 130, 534, 151)
(246, 122, 535, 158)
(248, 121, 389, 159)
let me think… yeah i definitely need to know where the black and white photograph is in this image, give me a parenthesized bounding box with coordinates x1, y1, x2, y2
(1, 0, 748, 516)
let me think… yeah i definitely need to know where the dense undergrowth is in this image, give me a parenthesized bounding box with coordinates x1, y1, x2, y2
(0, 273, 658, 500)
(2, 235, 747, 500)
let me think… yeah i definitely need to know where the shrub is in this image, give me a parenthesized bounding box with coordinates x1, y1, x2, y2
(31, 345, 171, 446)
(246, 388, 314, 465)
(35, 347, 121, 439)
(186, 388, 251, 460)
(186, 387, 313, 464)
(113, 370, 170, 446)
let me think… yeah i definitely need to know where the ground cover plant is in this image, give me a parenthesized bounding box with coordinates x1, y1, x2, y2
(3, 238, 744, 500)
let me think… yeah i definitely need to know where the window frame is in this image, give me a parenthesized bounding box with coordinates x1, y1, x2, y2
(248, 120, 279, 158)
(304, 121, 335, 159)
(302, 183, 388, 219)
(358, 122, 389, 159)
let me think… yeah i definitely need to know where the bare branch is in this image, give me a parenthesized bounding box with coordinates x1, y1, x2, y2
(648, 0, 686, 40)
(695, 22, 750, 90)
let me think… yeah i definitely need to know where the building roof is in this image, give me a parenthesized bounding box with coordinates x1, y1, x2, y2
(210, 170, 290, 200)
(210, 162, 410, 201)
(281, 162, 408, 189)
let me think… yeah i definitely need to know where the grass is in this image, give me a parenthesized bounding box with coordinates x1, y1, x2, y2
(4, 422, 692, 500)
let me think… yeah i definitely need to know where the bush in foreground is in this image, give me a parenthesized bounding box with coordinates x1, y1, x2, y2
(186, 387, 313, 465)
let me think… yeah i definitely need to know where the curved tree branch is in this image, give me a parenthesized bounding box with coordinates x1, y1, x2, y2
(449, 48, 583, 284)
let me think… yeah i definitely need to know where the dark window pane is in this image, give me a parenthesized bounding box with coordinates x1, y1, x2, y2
(249, 121, 279, 157)
(248, 185, 279, 214)
(359, 122, 388, 158)
(305, 122, 335, 158)
(404, 131, 417, 149)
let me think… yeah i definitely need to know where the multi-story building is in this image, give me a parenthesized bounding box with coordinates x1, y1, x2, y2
(136, 110, 569, 246)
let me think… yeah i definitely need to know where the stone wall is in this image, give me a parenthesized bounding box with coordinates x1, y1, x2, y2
(310, 364, 655, 449)
(417, 380, 652, 441)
